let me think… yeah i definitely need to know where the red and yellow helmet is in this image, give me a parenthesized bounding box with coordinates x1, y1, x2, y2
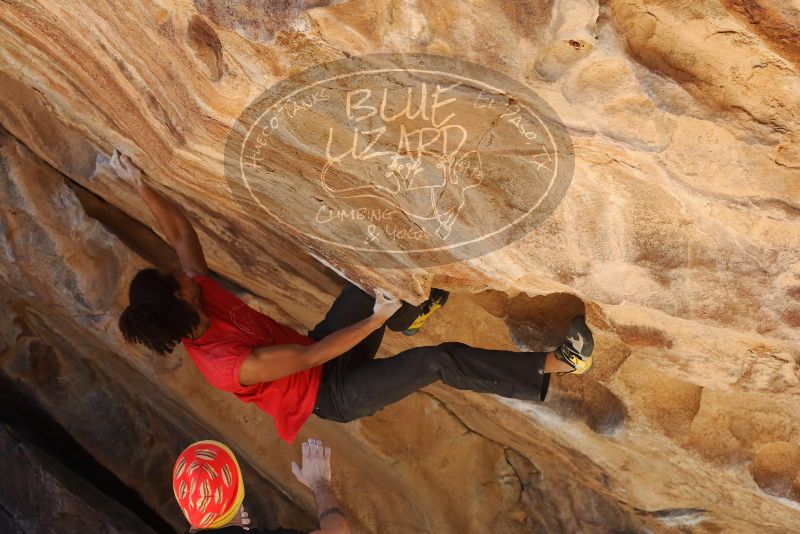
(172, 440, 245, 529)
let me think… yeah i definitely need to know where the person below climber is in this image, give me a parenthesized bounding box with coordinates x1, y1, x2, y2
(173, 437, 349, 533)
(112, 150, 594, 443)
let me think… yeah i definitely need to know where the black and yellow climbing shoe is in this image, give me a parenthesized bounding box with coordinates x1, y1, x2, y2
(553, 315, 594, 374)
(402, 288, 449, 336)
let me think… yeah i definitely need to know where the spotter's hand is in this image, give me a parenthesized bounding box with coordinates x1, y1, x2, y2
(292, 438, 332, 490)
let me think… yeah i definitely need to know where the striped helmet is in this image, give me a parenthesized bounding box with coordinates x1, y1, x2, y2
(172, 440, 245, 529)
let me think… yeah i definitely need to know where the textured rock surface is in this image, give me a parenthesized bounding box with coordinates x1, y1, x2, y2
(0, 425, 157, 534)
(0, 128, 315, 533)
(0, 0, 799, 533)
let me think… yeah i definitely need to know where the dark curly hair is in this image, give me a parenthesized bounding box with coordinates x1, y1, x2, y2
(119, 269, 200, 355)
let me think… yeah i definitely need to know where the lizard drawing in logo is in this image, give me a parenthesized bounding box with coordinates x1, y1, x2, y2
(319, 128, 485, 241)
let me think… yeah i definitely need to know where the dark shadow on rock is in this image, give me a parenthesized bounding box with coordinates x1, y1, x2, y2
(613, 321, 674, 349)
(188, 15, 225, 81)
(505, 292, 586, 350)
(470, 290, 585, 351)
(0, 297, 316, 533)
(69, 181, 181, 271)
(0, 343, 173, 533)
(751, 441, 800, 502)
(547, 376, 628, 435)
(469, 289, 627, 434)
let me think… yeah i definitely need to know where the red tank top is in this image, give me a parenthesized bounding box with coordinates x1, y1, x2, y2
(181, 275, 321, 442)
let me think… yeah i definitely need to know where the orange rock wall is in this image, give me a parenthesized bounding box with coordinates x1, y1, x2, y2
(0, 1, 798, 532)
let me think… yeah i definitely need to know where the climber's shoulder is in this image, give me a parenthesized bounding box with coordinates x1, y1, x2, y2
(183, 266, 210, 278)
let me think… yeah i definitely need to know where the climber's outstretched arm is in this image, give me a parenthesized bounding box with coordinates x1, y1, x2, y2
(109, 150, 209, 277)
(239, 314, 382, 385)
(238, 292, 401, 385)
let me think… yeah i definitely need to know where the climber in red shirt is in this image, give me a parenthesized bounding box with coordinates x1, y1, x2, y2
(112, 151, 595, 443)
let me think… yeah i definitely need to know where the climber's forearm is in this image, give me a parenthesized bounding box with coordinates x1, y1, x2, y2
(305, 314, 385, 366)
(109, 151, 207, 274)
(135, 182, 194, 247)
(311, 482, 350, 534)
(135, 182, 209, 275)
(241, 314, 384, 385)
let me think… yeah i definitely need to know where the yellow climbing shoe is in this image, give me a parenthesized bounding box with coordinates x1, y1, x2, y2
(553, 315, 594, 375)
(402, 289, 449, 336)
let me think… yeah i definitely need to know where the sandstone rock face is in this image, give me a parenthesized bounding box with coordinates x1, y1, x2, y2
(0, 1, 798, 533)
(0, 128, 315, 533)
(0, 425, 156, 534)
